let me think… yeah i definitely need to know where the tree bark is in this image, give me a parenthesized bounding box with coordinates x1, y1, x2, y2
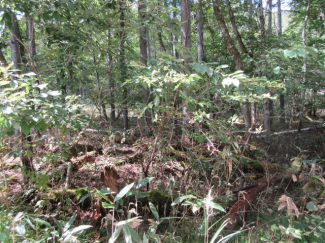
(180, 0, 191, 144)
(139, 0, 152, 134)
(247, 0, 253, 30)
(196, 0, 205, 62)
(225, 0, 251, 57)
(267, 0, 272, 34)
(26, 16, 36, 57)
(120, 2, 128, 129)
(263, 98, 271, 141)
(258, 0, 266, 36)
(9, 16, 22, 71)
(277, 0, 285, 124)
(212, 0, 243, 71)
(212, 0, 251, 131)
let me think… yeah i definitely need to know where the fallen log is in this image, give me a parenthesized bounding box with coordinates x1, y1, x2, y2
(224, 173, 280, 230)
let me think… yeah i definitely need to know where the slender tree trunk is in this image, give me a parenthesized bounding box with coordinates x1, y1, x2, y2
(26, 16, 36, 57)
(196, 0, 204, 62)
(120, 2, 128, 129)
(225, 0, 251, 57)
(277, 0, 285, 124)
(9, 31, 21, 70)
(247, 0, 253, 30)
(263, 98, 271, 141)
(12, 15, 27, 65)
(212, 0, 251, 131)
(212, 1, 243, 71)
(267, 0, 272, 34)
(180, 0, 191, 144)
(300, 1, 311, 128)
(139, 0, 152, 134)
(258, 0, 266, 36)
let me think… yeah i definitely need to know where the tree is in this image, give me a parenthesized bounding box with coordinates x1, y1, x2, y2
(180, 0, 191, 143)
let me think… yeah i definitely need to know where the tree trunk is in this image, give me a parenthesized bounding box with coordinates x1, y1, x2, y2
(26, 16, 36, 57)
(196, 0, 204, 62)
(9, 17, 22, 71)
(120, 2, 128, 129)
(300, 1, 311, 128)
(213, 0, 251, 131)
(12, 15, 27, 66)
(212, 0, 243, 71)
(277, 0, 285, 124)
(180, 0, 191, 144)
(267, 0, 272, 34)
(247, 0, 253, 30)
(258, 0, 266, 36)
(21, 133, 35, 186)
(139, 0, 152, 134)
(263, 98, 271, 141)
(225, 0, 251, 57)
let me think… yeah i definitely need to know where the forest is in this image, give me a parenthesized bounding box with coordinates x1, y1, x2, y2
(0, 0, 324, 242)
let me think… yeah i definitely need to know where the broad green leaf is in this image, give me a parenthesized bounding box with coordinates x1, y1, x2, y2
(102, 202, 114, 208)
(47, 91, 61, 96)
(34, 218, 51, 227)
(0, 81, 10, 86)
(0, 233, 7, 241)
(171, 195, 197, 206)
(35, 120, 47, 132)
(284, 50, 296, 58)
(115, 183, 134, 201)
(78, 192, 93, 204)
(149, 202, 159, 220)
(109, 226, 123, 243)
(63, 225, 92, 239)
(136, 177, 154, 189)
(222, 77, 239, 87)
(63, 213, 77, 233)
(21, 123, 31, 135)
(124, 224, 141, 243)
(96, 188, 113, 203)
(273, 66, 281, 74)
(202, 199, 225, 212)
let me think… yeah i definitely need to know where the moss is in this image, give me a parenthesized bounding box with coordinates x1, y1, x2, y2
(148, 187, 172, 216)
(41, 187, 89, 204)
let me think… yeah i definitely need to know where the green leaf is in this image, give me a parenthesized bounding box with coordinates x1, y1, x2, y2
(63, 225, 92, 240)
(123, 225, 141, 243)
(284, 50, 296, 58)
(306, 202, 317, 211)
(34, 218, 51, 227)
(102, 202, 114, 209)
(273, 66, 281, 74)
(171, 195, 197, 206)
(115, 183, 134, 201)
(149, 202, 159, 220)
(96, 188, 113, 203)
(67, 2, 75, 11)
(0, 233, 7, 241)
(109, 226, 123, 243)
(222, 77, 239, 87)
(35, 120, 47, 132)
(136, 177, 154, 189)
(202, 199, 225, 212)
(47, 91, 61, 96)
(21, 123, 31, 135)
(63, 213, 77, 233)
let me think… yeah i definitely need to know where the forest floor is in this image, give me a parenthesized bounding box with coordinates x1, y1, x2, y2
(1, 115, 325, 242)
